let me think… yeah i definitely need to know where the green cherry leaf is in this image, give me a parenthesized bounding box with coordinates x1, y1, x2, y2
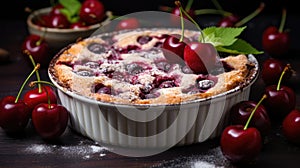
(58, 0, 81, 23)
(216, 39, 264, 55)
(202, 26, 246, 47)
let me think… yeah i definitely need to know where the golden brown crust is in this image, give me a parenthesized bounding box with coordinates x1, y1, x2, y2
(49, 28, 256, 105)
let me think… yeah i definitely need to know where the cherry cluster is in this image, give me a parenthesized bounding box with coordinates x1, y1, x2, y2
(35, 0, 106, 29)
(160, 1, 219, 75)
(160, 0, 290, 57)
(0, 52, 69, 140)
(220, 57, 299, 164)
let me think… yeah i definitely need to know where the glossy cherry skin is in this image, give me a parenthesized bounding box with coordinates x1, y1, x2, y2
(162, 34, 189, 63)
(23, 86, 58, 111)
(220, 125, 262, 164)
(183, 42, 218, 74)
(47, 14, 70, 29)
(35, 14, 52, 27)
(79, 0, 106, 25)
(49, 4, 64, 16)
(32, 103, 69, 140)
(261, 58, 291, 85)
(262, 26, 290, 56)
(282, 109, 300, 145)
(115, 17, 140, 30)
(21, 34, 51, 68)
(230, 100, 271, 137)
(217, 14, 240, 27)
(70, 21, 87, 29)
(264, 85, 296, 121)
(0, 96, 31, 133)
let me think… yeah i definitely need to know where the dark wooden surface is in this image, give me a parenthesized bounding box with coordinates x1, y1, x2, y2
(1, 13, 300, 168)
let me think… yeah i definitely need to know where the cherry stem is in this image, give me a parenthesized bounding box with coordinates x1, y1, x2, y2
(175, 1, 204, 42)
(279, 8, 287, 33)
(37, 31, 46, 46)
(211, 0, 223, 11)
(29, 80, 56, 88)
(194, 9, 232, 16)
(276, 64, 290, 91)
(178, 2, 185, 42)
(24, 50, 42, 93)
(185, 0, 194, 11)
(15, 64, 40, 103)
(234, 2, 265, 27)
(244, 94, 267, 130)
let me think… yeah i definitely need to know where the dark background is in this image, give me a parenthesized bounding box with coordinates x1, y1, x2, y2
(0, 0, 298, 20)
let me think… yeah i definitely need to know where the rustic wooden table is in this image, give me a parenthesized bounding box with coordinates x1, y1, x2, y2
(1, 14, 300, 168)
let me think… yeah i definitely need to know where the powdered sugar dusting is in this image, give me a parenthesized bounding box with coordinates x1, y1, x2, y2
(24, 141, 107, 159)
(153, 147, 236, 168)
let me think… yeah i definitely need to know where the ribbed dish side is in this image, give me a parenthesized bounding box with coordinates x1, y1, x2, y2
(58, 84, 251, 149)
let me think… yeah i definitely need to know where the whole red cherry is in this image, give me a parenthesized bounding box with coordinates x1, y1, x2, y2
(47, 14, 70, 29)
(264, 85, 296, 121)
(262, 8, 290, 56)
(32, 103, 69, 140)
(183, 42, 218, 74)
(282, 109, 300, 145)
(79, 0, 106, 25)
(0, 96, 31, 133)
(230, 99, 271, 137)
(221, 94, 264, 164)
(21, 34, 51, 68)
(162, 34, 189, 63)
(0, 64, 39, 133)
(220, 125, 262, 164)
(261, 58, 292, 85)
(23, 86, 57, 111)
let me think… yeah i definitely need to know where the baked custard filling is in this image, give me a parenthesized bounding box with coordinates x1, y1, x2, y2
(49, 28, 256, 105)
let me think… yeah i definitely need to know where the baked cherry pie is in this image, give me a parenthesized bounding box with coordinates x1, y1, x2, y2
(49, 28, 256, 105)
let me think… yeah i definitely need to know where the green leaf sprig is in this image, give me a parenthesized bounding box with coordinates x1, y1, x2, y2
(175, 0, 263, 55)
(202, 26, 264, 55)
(57, 0, 82, 23)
